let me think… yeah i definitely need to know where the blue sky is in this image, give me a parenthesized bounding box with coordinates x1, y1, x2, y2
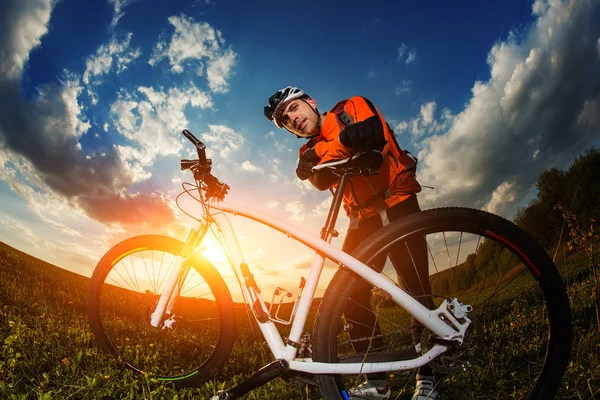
(1, 0, 599, 295)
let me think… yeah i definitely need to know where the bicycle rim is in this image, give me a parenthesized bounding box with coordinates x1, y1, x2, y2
(314, 207, 570, 400)
(88, 236, 234, 382)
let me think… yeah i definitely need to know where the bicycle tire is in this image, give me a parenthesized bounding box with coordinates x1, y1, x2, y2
(313, 207, 571, 400)
(87, 235, 236, 388)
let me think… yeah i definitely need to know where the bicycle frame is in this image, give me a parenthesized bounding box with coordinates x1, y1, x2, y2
(204, 201, 465, 375)
(151, 179, 470, 376)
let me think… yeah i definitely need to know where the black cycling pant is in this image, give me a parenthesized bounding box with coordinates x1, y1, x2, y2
(341, 195, 434, 381)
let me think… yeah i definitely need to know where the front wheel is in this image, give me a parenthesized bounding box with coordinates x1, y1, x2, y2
(314, 207, 571, 400)
(87, 235, 236, 387)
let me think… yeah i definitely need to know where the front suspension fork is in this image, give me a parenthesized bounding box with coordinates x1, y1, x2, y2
(149, 222, 209, 328)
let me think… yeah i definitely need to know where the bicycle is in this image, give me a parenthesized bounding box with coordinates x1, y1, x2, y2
(87, 129, 572, 399)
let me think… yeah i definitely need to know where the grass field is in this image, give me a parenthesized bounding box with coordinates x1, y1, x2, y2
(0, 240, 598, 399)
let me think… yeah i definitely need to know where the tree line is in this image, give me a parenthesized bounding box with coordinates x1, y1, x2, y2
(429, 146, 600, 295)
(515, 146, 600, 250)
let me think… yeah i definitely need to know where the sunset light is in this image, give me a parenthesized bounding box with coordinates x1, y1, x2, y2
(1, 0, 599, 398)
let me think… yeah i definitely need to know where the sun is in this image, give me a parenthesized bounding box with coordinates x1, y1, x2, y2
(200, 242, 230, 271)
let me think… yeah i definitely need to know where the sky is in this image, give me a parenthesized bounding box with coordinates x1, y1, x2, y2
(1, 0, 600, 299)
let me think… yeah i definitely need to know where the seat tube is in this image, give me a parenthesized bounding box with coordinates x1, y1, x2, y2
(320, 173, 349, 241)
(284, 174, 349, 359)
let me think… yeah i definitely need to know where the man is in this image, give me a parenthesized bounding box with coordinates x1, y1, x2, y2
(264, 87, 439, 400)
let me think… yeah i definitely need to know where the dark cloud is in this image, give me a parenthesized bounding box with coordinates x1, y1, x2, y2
(80, 192, 174, 228)
(0, 0, 174, 228)
(408, 0, 600, 217)
(0, 0, 52, 80)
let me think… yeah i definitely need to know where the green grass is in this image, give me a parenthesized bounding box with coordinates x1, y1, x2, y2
(0, 241, 598, 399)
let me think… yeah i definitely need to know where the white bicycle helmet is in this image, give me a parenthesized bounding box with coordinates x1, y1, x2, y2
(264, 86, 308, 128)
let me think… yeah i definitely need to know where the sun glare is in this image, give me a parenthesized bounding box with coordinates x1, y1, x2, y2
(200, 244, 229, 269)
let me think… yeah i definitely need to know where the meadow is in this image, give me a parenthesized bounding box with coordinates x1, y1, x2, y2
(0, 240, 598, 399)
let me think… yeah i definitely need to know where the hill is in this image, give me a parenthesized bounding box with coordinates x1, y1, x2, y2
(0, 241, 317, 399)
(1, 240, 599, 398)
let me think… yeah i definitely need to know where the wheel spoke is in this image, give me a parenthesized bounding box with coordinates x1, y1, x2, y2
(90, 237, 233, 382)
(314, 208, 570, 400)
(449, 231, 463, 294)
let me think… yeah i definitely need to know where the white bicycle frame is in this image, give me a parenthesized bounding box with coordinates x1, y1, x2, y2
(151, 197, 472, 375)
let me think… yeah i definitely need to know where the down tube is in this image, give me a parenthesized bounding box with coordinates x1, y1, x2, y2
(212, 202, 457, 342)
(211, 212, 286, 358)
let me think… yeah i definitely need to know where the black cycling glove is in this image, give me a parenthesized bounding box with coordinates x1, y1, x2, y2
(296, 147, 321, 180)
(339, 116, 387, 152)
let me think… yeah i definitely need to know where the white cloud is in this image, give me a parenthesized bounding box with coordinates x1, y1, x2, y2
(312, 197, 333, 218)
(285, 201, 305, 222)
(396, 43, 417, 65)
(0, 149, 94, 237)
(395, 80, 412, 97)
(0, 216, 98, 271)
(267, 200, 279, 208)
(368, 70, 377, 80)
(83, 33, 141, 84)
(265, 130, 292, 153)
(485, 181, 518, 215)
(149, 15, 238, 93)
(531, 0, 549, 15)
(397, 43, 407, 62)
(0, 0, 175, 229)
(410, 0, 600, 218)
(114, 145, 153, 182)
(420, 102, 436, 125)
(108, 0, 138, 29)
(206, 48, 237, 93)
(0, 0, 53, 80)
(110, 84, 212, 181)
(405, 48, 417, 65)
(238, 160, 263, 173)
(200, 124, 244, 159)
(83, 33, 142, 101)
(52, 74, 91, 138)
(394, 102, 455, 139)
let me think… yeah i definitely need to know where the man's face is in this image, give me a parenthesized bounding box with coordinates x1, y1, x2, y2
(280, 98, 319, 137)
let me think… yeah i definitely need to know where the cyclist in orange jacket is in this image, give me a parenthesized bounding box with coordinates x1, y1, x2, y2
(264, 87, 439, 400)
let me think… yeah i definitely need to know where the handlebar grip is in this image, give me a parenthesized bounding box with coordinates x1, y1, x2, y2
(182, 129, 201, 146)
(180, 159, 198, 171)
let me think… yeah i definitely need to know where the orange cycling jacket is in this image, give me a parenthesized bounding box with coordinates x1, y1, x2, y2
(299, 96, 421, 220)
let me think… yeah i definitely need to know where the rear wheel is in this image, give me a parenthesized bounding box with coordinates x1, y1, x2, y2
(87, 235, 235, 387)
(314, 207, 571, 399)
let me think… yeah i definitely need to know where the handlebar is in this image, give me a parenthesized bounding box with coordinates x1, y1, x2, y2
(182, 129, 209, 166)
(180, 159, 199, 171)
(180, 129, 229, 201)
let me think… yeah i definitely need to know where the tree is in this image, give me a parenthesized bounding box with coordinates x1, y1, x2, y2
(565, 146, 600, 228)
(515, 146, 600, 250)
